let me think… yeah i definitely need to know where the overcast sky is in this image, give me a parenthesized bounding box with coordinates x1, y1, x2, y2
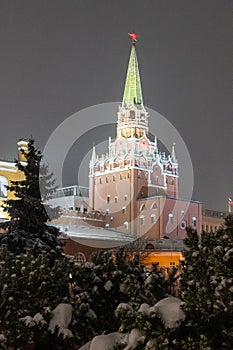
(0, 0, 232, 212)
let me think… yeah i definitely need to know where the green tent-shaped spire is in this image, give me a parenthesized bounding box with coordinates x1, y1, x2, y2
(122, 43, 143, 106)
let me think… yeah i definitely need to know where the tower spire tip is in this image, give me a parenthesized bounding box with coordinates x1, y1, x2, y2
(128, 32, 138, 44)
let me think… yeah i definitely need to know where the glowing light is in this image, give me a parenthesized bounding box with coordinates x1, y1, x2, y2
(129, 32, 138, 43)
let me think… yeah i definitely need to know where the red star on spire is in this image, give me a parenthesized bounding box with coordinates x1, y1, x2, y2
(129, 32, 138, 43)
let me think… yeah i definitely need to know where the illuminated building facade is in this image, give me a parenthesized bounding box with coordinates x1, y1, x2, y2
(0, 140, 26, 222)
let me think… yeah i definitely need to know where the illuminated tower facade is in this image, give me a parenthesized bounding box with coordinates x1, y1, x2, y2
(89, 34, 201, 239)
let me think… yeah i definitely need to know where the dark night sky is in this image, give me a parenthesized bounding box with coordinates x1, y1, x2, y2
(0, 0, 232, 212)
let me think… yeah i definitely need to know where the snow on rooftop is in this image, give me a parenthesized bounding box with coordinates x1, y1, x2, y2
(54, 224, 136, 248)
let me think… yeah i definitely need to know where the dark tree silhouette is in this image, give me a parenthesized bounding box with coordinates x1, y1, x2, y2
(0, 138, 62, 256)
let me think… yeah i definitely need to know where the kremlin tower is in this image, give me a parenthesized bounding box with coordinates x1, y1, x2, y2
(89, 33, 201, 239)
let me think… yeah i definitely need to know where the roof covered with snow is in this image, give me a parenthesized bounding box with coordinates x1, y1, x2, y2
(54, 224, 136, 248)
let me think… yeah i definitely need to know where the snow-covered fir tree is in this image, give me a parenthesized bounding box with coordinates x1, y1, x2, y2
(0, 138, 61, 256)
(1, 217, 232, 349)
(0, 247, 73, 349)
(180, 217, 233, 349)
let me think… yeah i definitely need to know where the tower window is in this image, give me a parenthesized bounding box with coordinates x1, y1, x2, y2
(124, 195, 128, 201)
(129, 110, 135, 119)
(124, 221, 128, 229)
(122, 206, 126, 214)
(113, 174, 116, 182)
(151, 214, 156, 224)
(168, 213, 173, 224)
(180, 221, 186, 230)
(100, 178, 102, 184)
(106, 209, 109, 214)
(192, 216, 197, 227)
(128, 171, 130, 178)
(120, 173, 123, 180)
(140, 215, 145, 225)
(114, 196, 118, 203)
(106, 177, 109, 183)
(107, 195, 110, 203)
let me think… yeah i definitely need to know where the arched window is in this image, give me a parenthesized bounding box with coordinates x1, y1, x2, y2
(145, 243, 154, 250)
(129, 110, 135, 119)
(0, 176, 8, 198)
(122, 206, 126, 214)
(168, 213, 173, 224)
(124, 221, 128, 229)
(151, 214, 156, 224)
(75, 252, 86, 264)
(140, 215, 145, 225)
(192, 216, 197, 227)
